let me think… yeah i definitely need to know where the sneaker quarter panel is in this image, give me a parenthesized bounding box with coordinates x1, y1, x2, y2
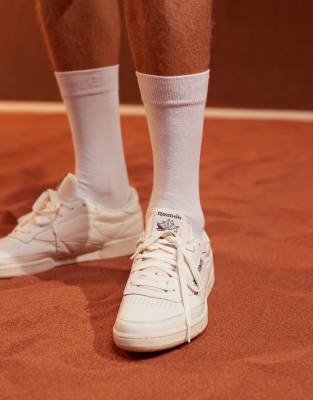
(113, 207, 214, 352)
(0, 174, 143, 278)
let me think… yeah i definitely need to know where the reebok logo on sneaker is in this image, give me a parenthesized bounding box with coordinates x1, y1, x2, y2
(157, 218, 179, 233)
(157, 211, 182, 220)
(149, 208, 184, 235)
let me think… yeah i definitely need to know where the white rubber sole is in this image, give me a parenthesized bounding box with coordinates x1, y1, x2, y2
(113, 261, 215, 352)
(0, 234, 139, 278)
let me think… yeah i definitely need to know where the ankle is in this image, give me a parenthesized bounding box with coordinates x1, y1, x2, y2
(77, 179, 130, 210)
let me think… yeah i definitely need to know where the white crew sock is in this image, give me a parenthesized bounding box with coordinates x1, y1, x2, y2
(55, 65, 130, 209)
(137, 70, 209, 236)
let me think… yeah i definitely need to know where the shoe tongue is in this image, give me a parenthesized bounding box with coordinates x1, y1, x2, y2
(56, 173, 77, 201)
(146, 208, 188, 237)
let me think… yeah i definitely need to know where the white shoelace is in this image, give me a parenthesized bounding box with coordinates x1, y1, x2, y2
(12, 190, 74, 248)
(130, 230, 202, 341)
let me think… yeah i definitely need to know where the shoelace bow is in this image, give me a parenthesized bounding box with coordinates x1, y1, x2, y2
(130, 230, 202, 341)
(13, 190, 74, 249)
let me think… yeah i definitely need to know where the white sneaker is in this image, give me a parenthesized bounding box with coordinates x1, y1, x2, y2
(0, 174, 143, 278)
(113, 208, 214, 352)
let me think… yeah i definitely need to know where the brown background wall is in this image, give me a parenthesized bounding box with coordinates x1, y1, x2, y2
(0, 1, 312, 110)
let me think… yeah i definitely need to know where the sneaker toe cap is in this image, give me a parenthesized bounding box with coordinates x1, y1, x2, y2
(0, 236, 46, 266)
(114, 294, 185, 336)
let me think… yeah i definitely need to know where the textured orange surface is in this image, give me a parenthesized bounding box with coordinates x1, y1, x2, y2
(0, 114, 312, 399)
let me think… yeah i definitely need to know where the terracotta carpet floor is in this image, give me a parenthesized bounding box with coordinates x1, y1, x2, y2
(0, 113, 312, 400)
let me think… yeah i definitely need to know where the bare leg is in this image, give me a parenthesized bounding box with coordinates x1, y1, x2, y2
(36, 0, 121, 70)
(124, 0, 212, 75)
(124, 0, 213, 233)
(35, 1, 130, 209)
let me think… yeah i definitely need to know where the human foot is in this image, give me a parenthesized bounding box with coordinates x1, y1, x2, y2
(113, 208, 214, 352)
(0, 174, 143, 277)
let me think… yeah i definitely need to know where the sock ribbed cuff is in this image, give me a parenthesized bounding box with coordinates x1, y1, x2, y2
(55, 65, 119, 98)
(136, 69, 209, 106)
